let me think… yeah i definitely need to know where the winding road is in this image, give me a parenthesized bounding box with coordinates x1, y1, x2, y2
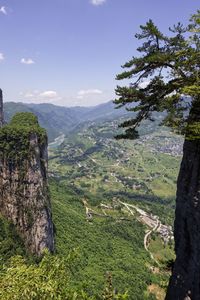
(117, 200, 161, 264)
(83, 198, 163, 265)
(144, 219, 160, 264)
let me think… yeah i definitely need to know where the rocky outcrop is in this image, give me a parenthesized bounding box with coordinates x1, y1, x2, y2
(0, 113, 54, 255)
(166, 101, 200, 300)
(166, 139, 200, 300)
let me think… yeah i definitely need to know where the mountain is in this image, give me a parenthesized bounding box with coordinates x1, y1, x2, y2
(4, 101, 131, 142)
(80, 100, 129, 122)
(1, 99, 180, 299)
(4, 102, 81, 141)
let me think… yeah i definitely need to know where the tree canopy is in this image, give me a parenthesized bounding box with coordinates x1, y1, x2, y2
(114, 10, 200, 140)
(0, 112, 47, 162)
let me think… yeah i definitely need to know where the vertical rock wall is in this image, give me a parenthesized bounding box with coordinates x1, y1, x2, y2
(0, 114, 54, 255)
(166, 140, 200, 300)
(166, 102, 200, 300)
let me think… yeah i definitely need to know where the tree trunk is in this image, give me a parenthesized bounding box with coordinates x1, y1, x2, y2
(166, 138, 200, 300)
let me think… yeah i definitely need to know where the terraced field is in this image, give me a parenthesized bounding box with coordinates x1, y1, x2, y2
(49, 119, 183, 225)
(47, 118, 183, 299)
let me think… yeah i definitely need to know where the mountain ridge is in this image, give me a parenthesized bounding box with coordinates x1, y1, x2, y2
(4, 100, 129, 142)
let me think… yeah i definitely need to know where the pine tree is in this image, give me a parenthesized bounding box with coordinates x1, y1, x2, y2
(114, 11, 200, 300)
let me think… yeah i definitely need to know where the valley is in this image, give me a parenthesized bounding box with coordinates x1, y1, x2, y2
(49, 117, 182, 225)
(1, 101, 183, 299)
(47, 112, 181, 299)
(82, 197, 173, 264)
(1, 3, 199, 299)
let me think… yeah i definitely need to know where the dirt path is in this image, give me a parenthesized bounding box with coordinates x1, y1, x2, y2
(83, 198, 163, 265)
(82, 199, 110, 219)
(144, 219, 160, 264)
(117, 200, 160, 264)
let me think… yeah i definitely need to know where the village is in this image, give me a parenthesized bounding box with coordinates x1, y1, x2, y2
(82, 197, 174, 261)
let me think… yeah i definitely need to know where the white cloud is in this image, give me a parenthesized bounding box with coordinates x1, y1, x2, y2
(0, 53, 4, 62)
(90, 0, 106, 6)
(20, 58, 35, 65)
(138, 80, 150, 89)
(0, 6, 7, 15)
(24, 92, 34, 98)
(77, 89, 103, 99)
(39, 90, 58, 99)
(21, 90, 61, 104)
(74, 88, 110, 106)
(19, 89, 112, 107)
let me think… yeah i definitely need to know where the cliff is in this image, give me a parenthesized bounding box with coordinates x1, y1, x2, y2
(0, 112, 54, 255)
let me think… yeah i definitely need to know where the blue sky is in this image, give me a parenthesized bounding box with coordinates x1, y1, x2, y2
(0, 0, 199, 107)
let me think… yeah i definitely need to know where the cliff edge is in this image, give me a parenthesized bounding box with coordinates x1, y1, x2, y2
(0, 112, 54, 255)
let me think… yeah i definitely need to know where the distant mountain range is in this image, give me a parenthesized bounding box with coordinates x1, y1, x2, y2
(4, 101, 130, 141)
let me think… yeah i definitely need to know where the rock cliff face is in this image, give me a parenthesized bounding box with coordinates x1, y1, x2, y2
(166, 103, 200, 300)
(165, 140, 200, 300)
(0, 112, 54, 255)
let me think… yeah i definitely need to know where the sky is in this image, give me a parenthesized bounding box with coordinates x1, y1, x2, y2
(0, 0, 199, 107)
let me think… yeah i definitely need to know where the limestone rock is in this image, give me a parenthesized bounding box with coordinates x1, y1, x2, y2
(0, 113, 54, 255)
(166, 140, 200, 300)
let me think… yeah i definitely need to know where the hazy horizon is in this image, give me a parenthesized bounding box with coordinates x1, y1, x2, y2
(4, 98, 114, 108)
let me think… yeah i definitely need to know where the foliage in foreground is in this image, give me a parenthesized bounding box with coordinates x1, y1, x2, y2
(0, 214, 25, 266)
(0, 251, 128, 300)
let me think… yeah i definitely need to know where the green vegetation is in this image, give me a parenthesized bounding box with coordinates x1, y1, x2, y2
(148, 235, 175, 265)
(0, 251, 93, 300)
(5, 11, 200, 298)
(0, 181, 159, 300)
(10, 112, 39, 127)
(114, 11, 200, 139)
(0, 105, 178, 299)
(47, 115, 181, 299)
(51, 180, 158, 299)
(49, 119, 181, 226)
(4, 100, 128, 142)
(0, 214, 25, 267)
(0, 250, 129, 299)
(0, 112, 46, 161)
(114, 10, 200, 297)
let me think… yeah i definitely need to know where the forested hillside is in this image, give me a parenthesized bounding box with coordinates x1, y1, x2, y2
(0, 105, 181, 299)
(4, 101, 129, 142)
(47, 116, 182, 299)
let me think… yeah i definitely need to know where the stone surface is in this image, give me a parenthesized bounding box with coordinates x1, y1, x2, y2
(165, 139, 200, 300)
(0, 131, 54, 255)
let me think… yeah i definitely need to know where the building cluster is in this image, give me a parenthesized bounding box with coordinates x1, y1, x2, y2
(137, 133, 183, 156)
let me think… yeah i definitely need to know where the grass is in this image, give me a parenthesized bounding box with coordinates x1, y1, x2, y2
(50, 180, 160, 299)
(0, 114, 182, 299)
(47, 121, 182, 299)
(148, 236, 175, 264)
